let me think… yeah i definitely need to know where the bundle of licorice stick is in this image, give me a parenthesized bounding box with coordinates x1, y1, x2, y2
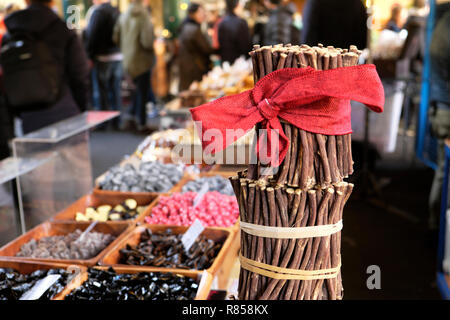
(230, 175, 353, 300)
(247, 43, 362, 187)
(230, 44, 361, 300)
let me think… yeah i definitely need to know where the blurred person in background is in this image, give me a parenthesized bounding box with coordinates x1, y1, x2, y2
(1, 0, 89, 134)
(0, 7, 10, 159)
(85, 0, 122, 127)
(263, 0, 299, 45)
(0, 60, 12, 159)
(218, 0, 251, 64)
(385, 3, 407, 33)
(301, 0, 367, 49)
(246, 0, 267, 45)
(0, 95, 12, 160)
(401, 0, 428, 75)
(85, 0, 102, 25)
(178, 2, 213, 91)
(207, 8, 221, 50)
(428, 0, 450, 232)
(113, 0, 155, 131)
(84, 0, 103, 110)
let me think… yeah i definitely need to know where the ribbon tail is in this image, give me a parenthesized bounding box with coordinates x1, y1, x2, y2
(256, 118, 289, 167)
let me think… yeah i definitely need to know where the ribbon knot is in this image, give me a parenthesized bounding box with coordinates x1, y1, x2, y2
(256, 98, 279, 121)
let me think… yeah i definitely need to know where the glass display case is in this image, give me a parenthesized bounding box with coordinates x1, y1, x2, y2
(1, 111, 119, 241)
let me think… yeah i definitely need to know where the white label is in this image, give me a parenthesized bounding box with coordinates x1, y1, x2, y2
(193, 182, 209, 208)
(20, 274, 61, 300)
(181, 219, 205, 252)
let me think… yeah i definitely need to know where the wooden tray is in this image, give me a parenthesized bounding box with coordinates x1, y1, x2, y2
(61, 266, 212, 300)
(0, 260, 87, 300)
(0, 221, 133, 266)
(99, 225, 234, 279)
(214, 229, 240, 290)
(92, 188, 159, 205)
(51, 193, 157, 223)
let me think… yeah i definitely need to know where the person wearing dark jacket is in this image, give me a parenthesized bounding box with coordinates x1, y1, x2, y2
(0, 98, 13, 160)
(301, 0, 367, 50)
(86, 0, 122, 116)
(3, 0, 89, 134)
(263, 0, 297, 46)
(178, 3, 214, 91)
(218, 0, 251, 64)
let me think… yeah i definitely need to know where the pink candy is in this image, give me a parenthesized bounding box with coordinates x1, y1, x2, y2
(145, 192, 239, 227)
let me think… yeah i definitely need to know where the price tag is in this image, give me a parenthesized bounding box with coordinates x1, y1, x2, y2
(19, 274, 61, 300)
(193, 182, 209, 208)
(181, 219, 205, 252)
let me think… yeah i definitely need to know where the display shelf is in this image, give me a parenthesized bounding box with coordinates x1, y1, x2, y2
(11, 111, 120, 235)
(437, 141, 450, 300)
(13, 111, 119, 144)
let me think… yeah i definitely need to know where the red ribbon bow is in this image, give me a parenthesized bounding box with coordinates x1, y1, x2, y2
(190, 65, 385, 167)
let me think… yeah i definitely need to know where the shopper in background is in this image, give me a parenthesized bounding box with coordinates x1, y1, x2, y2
(207, 8, 221, 50)
(85, 0, 102, 25)
(401, 0, 428, 75)
(178, 2, 213, 91)
(85, 0, 122, 125)
(113, 0, 155, 131)
(248, 0, 267, 45)
(218, 0, 251, 64)
(428, 1, 450, 232)
(385, 3, 407, 33)
(0, 98, 12, 160)
(301, 0, 367, 49)
(0, 8, 10, 158)
(263, 0, 298, 45)
(84, 0, 103, 110)
(1, 0, 89, 134)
